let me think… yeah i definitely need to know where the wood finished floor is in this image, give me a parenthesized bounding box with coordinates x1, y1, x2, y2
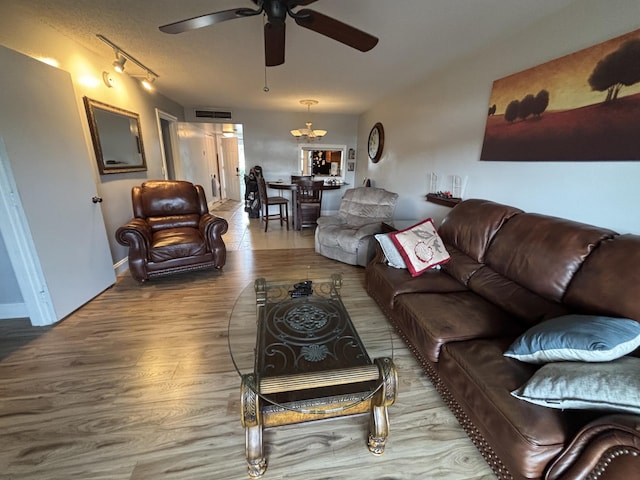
(0, 201, 496, 480)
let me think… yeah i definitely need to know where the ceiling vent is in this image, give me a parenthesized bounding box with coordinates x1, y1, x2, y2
(186, 107, 233, 122)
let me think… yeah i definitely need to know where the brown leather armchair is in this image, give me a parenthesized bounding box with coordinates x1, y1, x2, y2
(116, 180, 228, 282)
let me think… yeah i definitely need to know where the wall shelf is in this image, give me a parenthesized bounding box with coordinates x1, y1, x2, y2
(425, 194, 462, 208)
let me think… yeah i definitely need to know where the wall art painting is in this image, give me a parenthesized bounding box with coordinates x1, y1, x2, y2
(481, 28, 640, 161)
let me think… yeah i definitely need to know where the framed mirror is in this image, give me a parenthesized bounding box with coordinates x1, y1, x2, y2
(83, 97, 147, 174)
(298, 144, 346, 179)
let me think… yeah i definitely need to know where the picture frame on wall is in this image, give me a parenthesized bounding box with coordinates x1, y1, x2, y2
(481, 28, 640, 161)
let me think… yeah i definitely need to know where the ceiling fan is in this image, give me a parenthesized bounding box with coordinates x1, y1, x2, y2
(159, 0, 378, 67)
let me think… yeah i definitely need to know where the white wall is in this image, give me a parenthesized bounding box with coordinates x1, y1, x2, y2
(176, 122, 219, 203)
(359, 0, 640, 234)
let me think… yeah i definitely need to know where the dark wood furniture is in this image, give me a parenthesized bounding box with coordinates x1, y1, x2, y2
(257, 176, 289, 232)
(266, 181, 342, 230)
(425, 193, 462, 207)
(229, 275, 397, 478)
(290, 174, 312, 183)
(295, 179, 324, 230)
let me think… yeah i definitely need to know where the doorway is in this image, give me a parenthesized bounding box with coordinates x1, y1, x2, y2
(156, 109, 179, 180)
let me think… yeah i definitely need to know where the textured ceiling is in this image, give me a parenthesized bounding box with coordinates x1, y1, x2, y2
(7, 0, 579, 114)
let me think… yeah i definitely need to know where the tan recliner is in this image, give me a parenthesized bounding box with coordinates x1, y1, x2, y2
(315, 187, 398, 267)
(116, 180, 228, 282)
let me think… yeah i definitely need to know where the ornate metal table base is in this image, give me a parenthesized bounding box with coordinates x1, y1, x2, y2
(240, 357, 397, 478)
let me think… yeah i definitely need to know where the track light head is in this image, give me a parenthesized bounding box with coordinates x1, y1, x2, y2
(112, 54, 127, 73)
(141, 74, 156, 90)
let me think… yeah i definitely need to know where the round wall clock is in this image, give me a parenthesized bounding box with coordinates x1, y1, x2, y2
(368, 122, 384, 163)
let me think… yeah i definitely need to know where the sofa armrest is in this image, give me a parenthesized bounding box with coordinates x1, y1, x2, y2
(371, 242, 387, 264)
(199, 213, 229, 251)
(317, 216, 344, 227)
(545, 414, 640, 480)
(352, 222, 385, 240)
(116, 219, 152, 282)
(116, 218, 151, 252)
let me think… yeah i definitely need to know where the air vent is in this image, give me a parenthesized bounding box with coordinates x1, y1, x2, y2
(186, 107, 233, 123)
(195, 109, 232, 119)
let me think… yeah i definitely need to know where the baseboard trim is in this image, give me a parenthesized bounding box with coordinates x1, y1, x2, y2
(113, 257, 128, 277)
(0, 302, 28, 320)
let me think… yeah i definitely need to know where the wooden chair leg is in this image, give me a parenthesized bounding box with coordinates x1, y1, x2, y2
(285, 203, 289, 230)
(263, 205, 268, 232)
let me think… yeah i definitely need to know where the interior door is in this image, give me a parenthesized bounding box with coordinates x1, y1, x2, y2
(0, 46, 115, 325)
(221, 136, 241, 201)
(205, 134, 221, 203)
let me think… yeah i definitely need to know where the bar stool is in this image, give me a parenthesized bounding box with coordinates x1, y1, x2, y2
(257, 176, 289, 232)
(295, 179, 324, 230)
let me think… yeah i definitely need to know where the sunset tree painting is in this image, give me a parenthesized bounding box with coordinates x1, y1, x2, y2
(480, 28, 640, 161)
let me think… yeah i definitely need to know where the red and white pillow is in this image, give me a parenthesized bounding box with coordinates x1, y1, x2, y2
(389, 218, 450, 277)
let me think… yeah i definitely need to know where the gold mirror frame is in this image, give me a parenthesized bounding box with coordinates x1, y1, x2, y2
(83, 97, 147, 174)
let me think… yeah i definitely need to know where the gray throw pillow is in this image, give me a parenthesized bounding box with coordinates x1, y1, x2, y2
(374, 233, 406, 269)
(504, 314, 640, 364)
(511, 356, 640, 414)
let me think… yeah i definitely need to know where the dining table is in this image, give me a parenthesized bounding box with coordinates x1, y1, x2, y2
(267, 180, 344, 230)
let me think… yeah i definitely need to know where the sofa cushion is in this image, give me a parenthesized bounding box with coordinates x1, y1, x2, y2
(365, 261, 467, 312)
(134, 180, 205, 219)
(512, 356, 640, 415)
(504, 314, 640, 363)
(390, 219, 450, 276)
(147, 213, 201, 232)
(564, 234, 640, 322)
(484, 213, 616, 303)
(151, 227, 206, 262)
(439, 338, 570, 479)
(394, 291, 521, 362)
(337, 187, 398, 227)
(438, 199, 522, 263)
(468, 266, 571, 326)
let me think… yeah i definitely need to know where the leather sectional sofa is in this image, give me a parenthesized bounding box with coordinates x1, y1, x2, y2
(365, 199, 640, 480)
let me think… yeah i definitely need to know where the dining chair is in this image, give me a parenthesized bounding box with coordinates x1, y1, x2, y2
(295, 179, 324, 230)
(291, 175, 313, 183)
(257, 176, 289, 232)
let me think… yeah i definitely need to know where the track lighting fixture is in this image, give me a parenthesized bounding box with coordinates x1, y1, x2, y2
(112, 54, 127, 73)
(97, 34, 159, 89)
(140, 74, 157, 91)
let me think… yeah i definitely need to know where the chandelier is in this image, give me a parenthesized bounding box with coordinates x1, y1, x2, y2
(290, 99, 327, 140)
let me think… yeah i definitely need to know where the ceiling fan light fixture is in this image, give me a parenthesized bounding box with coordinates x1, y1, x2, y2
(291, 100, 327, 141)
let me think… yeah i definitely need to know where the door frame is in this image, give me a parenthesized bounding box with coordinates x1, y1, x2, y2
(0, 137, 56, 326)
(155, 109, 179, 180)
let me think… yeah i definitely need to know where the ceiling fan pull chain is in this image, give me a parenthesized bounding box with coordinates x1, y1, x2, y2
(263, 65, 270, 92)
(262, 13, 270, 92)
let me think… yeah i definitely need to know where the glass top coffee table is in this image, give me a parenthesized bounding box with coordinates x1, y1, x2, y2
(228, 273, 397, 478)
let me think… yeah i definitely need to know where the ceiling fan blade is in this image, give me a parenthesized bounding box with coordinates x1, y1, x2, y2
(159, 7, 260, 34)
(294, 8, 378, 52)
(265, 22, 286, 67)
